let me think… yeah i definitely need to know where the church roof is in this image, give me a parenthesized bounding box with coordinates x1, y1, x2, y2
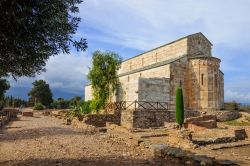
(123, 32, 212, 63)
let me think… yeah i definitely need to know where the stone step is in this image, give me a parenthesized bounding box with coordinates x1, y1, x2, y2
(139, 133, 168, 139)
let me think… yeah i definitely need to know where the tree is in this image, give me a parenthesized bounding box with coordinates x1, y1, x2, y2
(0, 77, 10, 110)
(69, 96, 82, 106)
(0, 78, 10, 100)
(0, 0, 87, 78)
(176, 86, 184, 128)
(87, 51, 122, 112)
(28, 80, 53, 107)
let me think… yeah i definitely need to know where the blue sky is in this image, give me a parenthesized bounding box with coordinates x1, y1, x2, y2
(7, 0, 250, 103)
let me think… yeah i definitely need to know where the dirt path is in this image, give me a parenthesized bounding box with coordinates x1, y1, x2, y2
(0, 113, 180, 166)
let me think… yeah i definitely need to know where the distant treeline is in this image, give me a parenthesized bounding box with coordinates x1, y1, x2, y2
(224, 101, 250, 111)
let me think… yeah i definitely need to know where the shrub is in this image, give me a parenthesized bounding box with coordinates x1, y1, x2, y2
(224, 101, 239, 110)
(66, 100, 92, 120)
(34, 103, 44, 110)
(0, 101, 4, 110)
(176, 87, 184, 127)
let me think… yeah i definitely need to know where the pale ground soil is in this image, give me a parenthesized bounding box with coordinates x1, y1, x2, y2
(0, 112, 182, 166)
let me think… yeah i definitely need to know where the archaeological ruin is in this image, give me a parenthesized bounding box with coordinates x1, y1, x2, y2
(85, 32, 224, 128)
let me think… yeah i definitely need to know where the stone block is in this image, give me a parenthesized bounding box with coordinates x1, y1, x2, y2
(184, 115, 217, 131)
(22, 111, 33, 117)
(234, 129, 248, 140)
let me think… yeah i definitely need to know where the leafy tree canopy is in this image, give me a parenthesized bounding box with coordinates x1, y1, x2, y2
(0, 78, 10, 100)
(87, 51, 122, 111)
(28, 80, 53, 106)
(0, 0, 87, 78)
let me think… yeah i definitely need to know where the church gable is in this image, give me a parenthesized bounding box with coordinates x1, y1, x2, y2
(187, 33, 212, 57)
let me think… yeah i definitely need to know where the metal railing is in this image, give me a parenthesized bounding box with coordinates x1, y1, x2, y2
(105, 101, 168, 112)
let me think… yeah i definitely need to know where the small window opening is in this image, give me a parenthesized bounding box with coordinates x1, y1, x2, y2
(201, 74, 204, 85)
(128, 76, 130, 82)
(140, 73, 142, 77)
(215, 74, 218, 87)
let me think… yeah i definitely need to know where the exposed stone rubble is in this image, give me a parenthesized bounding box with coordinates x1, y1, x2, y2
(184, 115, 217, 131)
(0, 108, 19, 127)
(215, 110, 240, 122)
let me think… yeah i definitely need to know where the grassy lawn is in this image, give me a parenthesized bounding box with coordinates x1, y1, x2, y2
(224, 120, 250, 126)
(223, 115, 250, 126)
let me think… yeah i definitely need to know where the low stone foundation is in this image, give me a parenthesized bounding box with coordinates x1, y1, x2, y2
(0, 108, 19, 127)
(121, 109, 201, 129)
(22, 111, 34, 117)
(83, 114, 120, 127)
(215, 110, 240, 122)
(184, 115, 217, 131)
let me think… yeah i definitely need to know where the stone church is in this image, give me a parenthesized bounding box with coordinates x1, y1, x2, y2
(85, 32, 224, 112)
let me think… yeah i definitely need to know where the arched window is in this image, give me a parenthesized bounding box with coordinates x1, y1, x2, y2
(140, 73, 142, 77)
(128, 76, 130, 82)
(201, 73, 204, 85)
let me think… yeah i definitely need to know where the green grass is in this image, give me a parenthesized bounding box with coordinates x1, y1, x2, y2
(224, 119, 250, 126)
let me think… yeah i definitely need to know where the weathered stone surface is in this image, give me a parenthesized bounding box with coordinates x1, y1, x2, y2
(234, 129, 248, 140)
(185, 115, 217, 131)
(83, 114, 120, 127)
(215, 110, 240, 122)
(121, 110, 201, 129)
(22, 111, 33, 117)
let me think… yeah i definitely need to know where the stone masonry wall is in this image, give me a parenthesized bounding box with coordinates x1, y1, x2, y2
(187, 33, 212, 57)
(169, 56, 189, 110)
(116, 64, 171, 102)
(118, 38, 188, 75)
(187, 57, 222, 111)
(138, 77, 170, 102)
(121, 109, 201, 129)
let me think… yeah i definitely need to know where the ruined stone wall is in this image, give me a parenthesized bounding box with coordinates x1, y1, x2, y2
(120, 110, 201, 129)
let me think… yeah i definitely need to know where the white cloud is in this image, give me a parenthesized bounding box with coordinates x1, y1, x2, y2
(225, 90, 250, 103)
(9, 52, 92, 95)
(81, 0, 250, 51)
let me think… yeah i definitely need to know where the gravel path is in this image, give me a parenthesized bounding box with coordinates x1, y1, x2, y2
(0, 113, 180, 166)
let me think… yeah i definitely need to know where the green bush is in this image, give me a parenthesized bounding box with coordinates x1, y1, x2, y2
(34, 103, 44, 110)
(66, 100, 92, 120)
(0, 100, 4, 110)
(176, 87, 184, 127)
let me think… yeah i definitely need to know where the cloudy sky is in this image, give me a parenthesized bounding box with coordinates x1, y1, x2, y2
(7, 0, 250, 103)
